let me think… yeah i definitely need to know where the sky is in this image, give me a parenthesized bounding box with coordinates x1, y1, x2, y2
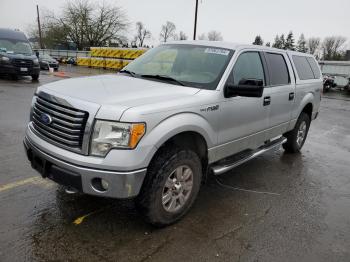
(0, 0, 349, 48)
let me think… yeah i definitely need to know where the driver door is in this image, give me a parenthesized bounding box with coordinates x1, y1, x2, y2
(216, 51, 271, 161)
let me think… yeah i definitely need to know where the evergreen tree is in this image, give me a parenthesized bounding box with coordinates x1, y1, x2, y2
(272, 35, 283, 49)
(265, 42, 271, 47)
(297, 34, 308, 53)
(280, 34, 286, 49)
(285, 31, 295, 50)
(253, 35, 263, 45)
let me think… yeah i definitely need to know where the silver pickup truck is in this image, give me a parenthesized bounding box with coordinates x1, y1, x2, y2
(24, 41, 322, 226)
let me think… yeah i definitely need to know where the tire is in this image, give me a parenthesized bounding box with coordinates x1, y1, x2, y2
(10, 74, 18, 80)
(283, 112, 311, 153)
(31, 74, 39, 81)
(136, 147, 202, 227)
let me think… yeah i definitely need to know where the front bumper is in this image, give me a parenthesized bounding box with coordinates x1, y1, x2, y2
(40, 62, 59, 70)
(24, 136, 147, 199)
(0, 64, 40, 76)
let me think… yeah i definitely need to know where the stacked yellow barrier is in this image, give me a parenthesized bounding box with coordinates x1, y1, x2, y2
(78, 47, 147, 70)
(77, 57, 91, 67)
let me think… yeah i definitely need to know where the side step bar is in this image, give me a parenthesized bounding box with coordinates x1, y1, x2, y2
(211, 137, 287, 176)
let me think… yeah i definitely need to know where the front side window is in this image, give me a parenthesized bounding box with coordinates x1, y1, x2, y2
(232, 52, 265, 86)
(265, 53, 290, 86)
(123, 44, 234, 90)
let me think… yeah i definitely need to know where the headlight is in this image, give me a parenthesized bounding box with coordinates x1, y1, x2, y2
(33, 58, 39, 65)
(90, 120, 146, 157)
(1, 56, 10, 62)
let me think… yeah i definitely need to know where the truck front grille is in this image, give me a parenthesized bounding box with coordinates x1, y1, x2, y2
(32, 96, 89, 152)
(13, 59, 34, 68)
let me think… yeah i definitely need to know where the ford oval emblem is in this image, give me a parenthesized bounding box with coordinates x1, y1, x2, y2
(40, 113, 52, 125)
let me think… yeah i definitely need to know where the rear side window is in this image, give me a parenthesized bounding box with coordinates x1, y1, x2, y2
(292, 55, 315, 80)
(306, 57, 321, 79)
(264, 53, 290, 86)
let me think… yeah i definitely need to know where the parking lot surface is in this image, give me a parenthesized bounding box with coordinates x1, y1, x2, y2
(0, 69, 350, 262)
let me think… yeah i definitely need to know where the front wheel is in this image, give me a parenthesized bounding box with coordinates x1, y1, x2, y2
(283, 112, 311, 153)
(136, 147, 202, 227)
(31, 74, 39, 81)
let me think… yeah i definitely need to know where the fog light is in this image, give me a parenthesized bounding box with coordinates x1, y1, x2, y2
(101, 179, 109, 190)
(91, 178, 109, 192)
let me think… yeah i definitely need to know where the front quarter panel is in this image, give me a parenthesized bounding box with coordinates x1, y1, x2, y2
(120, 90, 222, 164)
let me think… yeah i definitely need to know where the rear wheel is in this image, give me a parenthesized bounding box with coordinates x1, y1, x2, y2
(136, 147, 202, 227)
(283, 112, 311, 153)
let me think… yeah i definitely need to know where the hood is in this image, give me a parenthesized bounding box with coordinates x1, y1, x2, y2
(38, 74, 200, 120)
(39, 57, 57, 62)
(1, 52, 36, 60)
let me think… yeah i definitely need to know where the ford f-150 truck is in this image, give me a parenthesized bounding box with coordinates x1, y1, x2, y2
(24, 41, 322, 226)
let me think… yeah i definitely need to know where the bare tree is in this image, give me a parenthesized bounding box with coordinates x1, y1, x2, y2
(307, 37, 320, 55)
(178, 31, 188, 40)
(322, 36, 347, 60)
(48, 0, 128, 50)
(160, 21, 176, 42)
(27, 8, 70, 49)
(135, 22, 151, 47)
(207, 30, 223, 41)
(197, 33, 207, 40)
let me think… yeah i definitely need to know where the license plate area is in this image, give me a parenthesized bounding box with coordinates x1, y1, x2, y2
(20, 67, 28, 72)
(27, 150, 50, 177)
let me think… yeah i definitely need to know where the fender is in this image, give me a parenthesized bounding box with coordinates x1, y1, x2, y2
(289, 91, 314, 130)
(297, 92, 314, 117)
(140, 112, 216, 160)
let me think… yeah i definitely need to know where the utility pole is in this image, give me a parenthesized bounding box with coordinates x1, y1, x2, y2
(193, 0, 199, 40)
(37, 5, 43, 49)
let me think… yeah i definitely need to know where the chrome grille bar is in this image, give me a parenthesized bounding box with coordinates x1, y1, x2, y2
(31, 95, 89, 151)
(36, 97, 86, 117)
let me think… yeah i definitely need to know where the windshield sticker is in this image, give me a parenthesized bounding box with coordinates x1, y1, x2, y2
(205, 48, 230, 56)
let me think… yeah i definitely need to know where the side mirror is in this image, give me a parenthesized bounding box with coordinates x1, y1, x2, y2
(225, 78, 264, 98)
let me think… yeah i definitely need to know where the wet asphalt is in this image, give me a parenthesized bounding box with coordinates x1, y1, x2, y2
(0, 68, 349, 262)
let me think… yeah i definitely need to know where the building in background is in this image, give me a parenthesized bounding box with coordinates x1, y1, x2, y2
(345, 50, 350, 61)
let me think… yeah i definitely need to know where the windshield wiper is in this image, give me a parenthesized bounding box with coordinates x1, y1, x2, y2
(119, 69, 137, 77)
(140, 74, 186, 86)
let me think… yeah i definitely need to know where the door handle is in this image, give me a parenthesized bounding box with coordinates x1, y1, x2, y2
(263, 96, 271, 106)
(289, 92, 295, 101)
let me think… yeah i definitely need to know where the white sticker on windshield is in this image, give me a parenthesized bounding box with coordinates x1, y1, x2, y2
(205, 48, 230, 56)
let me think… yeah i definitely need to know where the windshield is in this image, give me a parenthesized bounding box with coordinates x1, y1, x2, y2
(0, 39, 33, 55)
(124, 44, 234, 89)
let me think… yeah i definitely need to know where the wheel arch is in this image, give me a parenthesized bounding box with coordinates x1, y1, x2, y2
(143, 113, 214, 181)
(301, 103, 313, 120)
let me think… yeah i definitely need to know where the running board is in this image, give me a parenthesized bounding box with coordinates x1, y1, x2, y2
(211, 137, 287, 176)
